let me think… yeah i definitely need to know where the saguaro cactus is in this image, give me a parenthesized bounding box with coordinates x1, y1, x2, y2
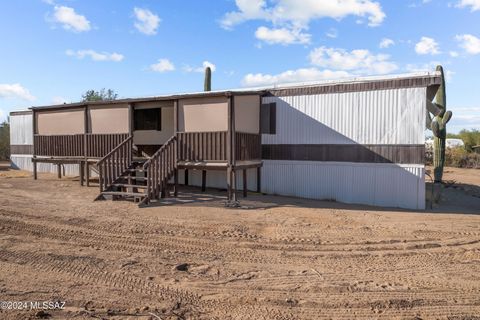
(431, 65, 452, 183)
(204, 67, 211, 92)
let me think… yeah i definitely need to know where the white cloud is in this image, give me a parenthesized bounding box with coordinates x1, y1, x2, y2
(52, 96, 67, 105)
(449, 51, 459, 57)
(52, 5, 91, 32)
(149, 59, 175, 73)
(379, 38, 395, 48)
(309, 47, 398, 75)
(415, 37, 440, 55)
(255, 26, 310, 45)
(456, 34, 480, 54)
(133, 8, 160, 35)
(457, 0, 480, 11)
(221, 0, 385, 45)
(66, 49, 124, 62)
(221, 0, 385, 29)
(242, 68, 351, 86)
(183, 61, 217, 73)
(0, 83, 35, 101)
(406, 61, 454, 82)
(325, 28, 338, 39)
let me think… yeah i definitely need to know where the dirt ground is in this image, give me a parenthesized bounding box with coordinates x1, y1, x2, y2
(0, 164, 479, 319)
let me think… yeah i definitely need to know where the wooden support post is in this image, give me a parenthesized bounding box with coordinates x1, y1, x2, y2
(80, 161, 84, 186)
(85, 162, 90, 187)
(33, 158, 37, 180)
(227, 166, 232, 201)
(232, 168, 237, 202)
(201, 170, 206, 192)
(256, 166, 261, 193)
(57, 164, 62, 179)
(174, 169, 178, 197)
(243, 169, 247, 198)
(184, 169, 189, 186)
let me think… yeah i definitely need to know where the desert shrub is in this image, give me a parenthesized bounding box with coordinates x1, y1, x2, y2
(0, 120, 9, 160)
(445, 147, 480, 168)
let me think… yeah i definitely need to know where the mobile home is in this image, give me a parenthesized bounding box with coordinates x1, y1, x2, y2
(10, 71, 442, 209)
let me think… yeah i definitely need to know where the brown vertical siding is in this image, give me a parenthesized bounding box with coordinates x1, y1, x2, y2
(262, 144, 425, 164)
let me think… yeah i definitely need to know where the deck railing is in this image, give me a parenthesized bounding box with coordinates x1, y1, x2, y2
(177, 131, 228, 161)
(97, 136, 133, 192)
(177, 131, 261, 162)
(235, 132, 262, 161)
(142, 135, 177, 204)
(33, 133, 129, 158)
(86, 133, 130, 158)
(34, 134, 84, 157)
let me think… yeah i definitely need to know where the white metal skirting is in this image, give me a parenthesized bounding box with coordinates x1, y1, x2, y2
(10, 155, 81, 177)
(176, 169, 258, 191)
(261, 160, 425, 210)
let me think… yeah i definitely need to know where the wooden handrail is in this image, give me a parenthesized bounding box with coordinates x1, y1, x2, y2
(97, 136, 132, 165)
(142, 135, 177, 204)
(97, 135, 133, 192)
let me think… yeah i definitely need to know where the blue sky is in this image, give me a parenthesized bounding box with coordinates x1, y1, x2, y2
(0, 0, 479, 132)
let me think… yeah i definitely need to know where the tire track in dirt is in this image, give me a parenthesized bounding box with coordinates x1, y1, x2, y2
(0, 249, 300, 320)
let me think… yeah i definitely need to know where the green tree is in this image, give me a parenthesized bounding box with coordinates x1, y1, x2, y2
(0, 119, 10, 160)
(81, 88, 118, 102)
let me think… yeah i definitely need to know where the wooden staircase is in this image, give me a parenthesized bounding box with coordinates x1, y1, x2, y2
(95, 135, 177, 206)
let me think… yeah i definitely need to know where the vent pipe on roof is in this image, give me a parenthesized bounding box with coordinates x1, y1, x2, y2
(204, 67, 211, 92)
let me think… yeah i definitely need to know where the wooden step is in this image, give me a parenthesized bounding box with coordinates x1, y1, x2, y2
(111, 184, 148, 189)
(125, 168, 145, 173)
(101, 191, 146, 198)
(119, 176, 147, 181)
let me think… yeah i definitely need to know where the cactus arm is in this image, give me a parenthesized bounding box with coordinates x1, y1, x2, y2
(426, 111, 432, 129)
(442, 110, 452, 125)
(431, 120, 440, 137)
(427, 100, 442, 116)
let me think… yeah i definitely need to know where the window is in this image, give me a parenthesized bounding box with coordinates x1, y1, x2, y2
(134, 108, 162, 131)
(260, 102, 276, 134)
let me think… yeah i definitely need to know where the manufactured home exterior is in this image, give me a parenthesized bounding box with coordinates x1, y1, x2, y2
(9, 72, 441, 209)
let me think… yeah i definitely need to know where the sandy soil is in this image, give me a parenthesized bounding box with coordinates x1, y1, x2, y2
(0, 167, 479, 319)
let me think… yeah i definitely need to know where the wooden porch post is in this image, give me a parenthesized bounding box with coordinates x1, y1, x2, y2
(173, 100, 178, 197)
(174, 169, 178, 196)
(32, 110, 37, 180)
(33, 159, 37, 180)
(201, 170, 206, 192)
(243, 169, 247, 197)
(184, 169, 189, 186)
(80, 161, 84, 186)
(128, 103, 134, 135)
(85, 162, 90, 187)
(227, 166, 232, 200)
(232, 168, 237, 202)
(57, 164, 62, 179)
(256, 167, 261, 193)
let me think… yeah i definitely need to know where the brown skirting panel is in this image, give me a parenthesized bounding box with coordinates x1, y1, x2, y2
(262, 144, 425, 164)
(266, 76, 441, 97)
(10, 144, 34, 155)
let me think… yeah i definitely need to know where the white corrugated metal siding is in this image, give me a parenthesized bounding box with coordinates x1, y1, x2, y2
(261, 161, 425, 210)
(261, 87, 426, 210)
(262, 87, 426, 145)
(10, 155, 81, 176)
(10, 113, 33, 145)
